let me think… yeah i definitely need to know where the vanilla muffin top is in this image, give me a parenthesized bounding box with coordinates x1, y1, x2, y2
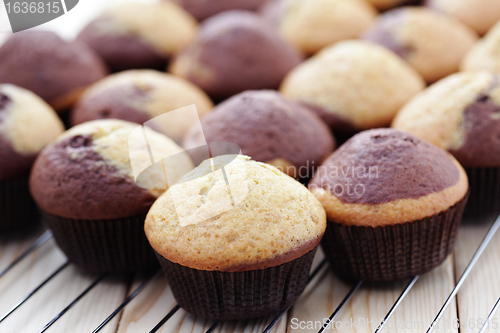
(260, 0, 376, 55)
(30, 119, 193, 220)
(309, 129, 468, 227)
(461, 21, 500, 74)
(363, 7, 478, 83)
(393, 72, 500, 168)
(145, 155, 326, 271)
(280, 40, 425, 133)
(425, 0, 500, 35)
(71, 70, 213, 142)
(0, 84, 64, 180)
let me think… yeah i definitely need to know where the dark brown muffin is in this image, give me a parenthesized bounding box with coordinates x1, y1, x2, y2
(0, 84, 64, 232)
(170, 0, 267, 21)
(183, 90, 335, 179)
(0, 31, 107, 112)
(30, 119, 193, 272)
(170, 10, 303, 100)
(76, 2, 197, 72)
(309, 129, 469, 282)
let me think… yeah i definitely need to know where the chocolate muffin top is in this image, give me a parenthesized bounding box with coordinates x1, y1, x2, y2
(170, 10, 303, 99)
(363, 7, 478, 83)
(71, 70, 213, 143)
(0, 84, 64, 180)
(280, 40, 425, 134)
(145, 155, 326, 271)
(183, 90, 335, 178)
(260, 0, 376, 55)
(76, 2, 197, 72)
(393, 72, 500, 168)
(30, 119, 193, 220)
(309, 129, 468, 226)
(170, 0, 267, 21)
(425, 0, 500, 35)
(461, 21, 500, 74)
(0, 31, 107, 111)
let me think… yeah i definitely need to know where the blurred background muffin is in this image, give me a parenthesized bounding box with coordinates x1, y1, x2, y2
(170, 10, 303, 100)
(169, 0, 267, 21)
(461, 21, 500, 74)
(363, 7, 478, 83)
(183, 90, 335, 179)
(71, 70, 213, 143)
(280, 40, 425, 138)
(259, 0, 376, 55)
(0, 31, 107, 112)
(393, 71, 500, 215)
(365, 0, 417, 11)
(425, 0, 500, 35)
(76, 2, 197, 72)
(0, 84, 64, 232)
(30, 119, 193, 272)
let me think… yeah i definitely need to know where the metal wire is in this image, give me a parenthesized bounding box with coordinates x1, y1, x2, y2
(426, 214, 500, 333)
(148, 304, 181, 333)
(478, 297, 500, 333)
(205, 320, 220, 333)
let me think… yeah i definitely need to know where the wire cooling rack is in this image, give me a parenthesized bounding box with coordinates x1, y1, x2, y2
(0, 214, 499, 333)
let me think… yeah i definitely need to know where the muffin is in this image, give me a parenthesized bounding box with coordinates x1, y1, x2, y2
(145, 155, 326, 320)
(0, 31, 107, 112)
(170, 11, 303, 100)
(76, 2, 197, 72)
(170, 0, 267, 21)
(183, 90, 335, 179)
(363, 7, 478, 83)
(71, 70, 213, 143)
(425, 0, 500, 35)
(0, 84, 64, 232)
(280, 40, 425, 137)
(461, 21, 500, 74)
(309, 129, 469, 282)
(30, 119, 194, 272)
(259, 0, 376, 55)
(393, 72, 500, 215)
(365, 0, 414, 11)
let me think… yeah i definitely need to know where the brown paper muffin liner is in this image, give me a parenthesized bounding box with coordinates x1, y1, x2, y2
(464, 166, 500, 216)
(155, 246, 318, 321)
(321, 194, 468, 282)
(42, 212, 158, 273)
(0, 177, 39, 232)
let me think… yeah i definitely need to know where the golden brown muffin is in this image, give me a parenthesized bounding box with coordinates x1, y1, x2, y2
(260, 0, 376, 55)
(145, 155, 326, 319)
(280, 40, 425, 136)
(363, 7, 478, 83)
(461, 21, 500, 74)
(309, 128, 468, 281)
(76, 2, 197, 72)
(71, 70, 213, 143)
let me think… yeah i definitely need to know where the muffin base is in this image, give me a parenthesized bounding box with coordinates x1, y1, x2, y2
(321, 194, 468, 282)
(464, 167, 500, 217)
(42, 212, 158, 273)
(155, 246, 318, 320)
(0, 177, 39, 233)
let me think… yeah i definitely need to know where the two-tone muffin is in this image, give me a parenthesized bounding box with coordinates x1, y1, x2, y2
(259, 0, 376, 55)
(169, 0, 267, 21)
(71, 70, 213, 143)
(170, 11, 303, 100)
(309, 129, 469, 282)
(145, 155, 326, 319)
(77, 2, 197, 72)
(425, 0, 500, 35)
(363, 7, 478, 83)
(0, 84, 64, 232)
(0, 31, 107, 111)
(30, 119, 193, 272)
(280, 40, 425, 138)
(461, 21, 500, 74)
(393, 72, 500, 215)
(183, 90, 335, 179)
